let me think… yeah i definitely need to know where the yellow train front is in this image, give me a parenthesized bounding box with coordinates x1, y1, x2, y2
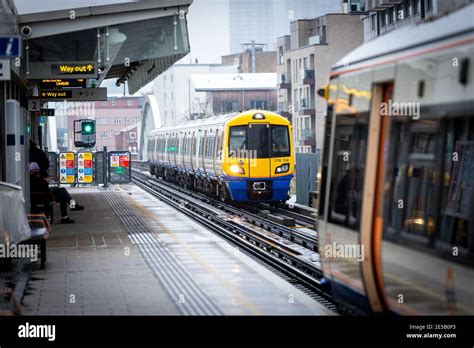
(147, 110, 294, 203)
(222, 110, 294, 202)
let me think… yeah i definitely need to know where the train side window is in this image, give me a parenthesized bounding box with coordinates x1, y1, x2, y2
(216, 130, 222, 161)
(383, 116, 474, 258)
(328, 113, 369, 230)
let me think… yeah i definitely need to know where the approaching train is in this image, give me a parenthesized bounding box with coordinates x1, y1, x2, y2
(147, 110, 294, 203)
(317, 4, 474, 315)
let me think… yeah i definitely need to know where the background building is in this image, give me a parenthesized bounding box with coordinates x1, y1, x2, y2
(192, 73, 277, 114)
(114, 123, 140, 156)
(222, 41, 277, 73)
(229, 0, 342, 53)
(152, 64, 236, 126)
(276, 13, 364, 153)
(356, 0, 472, 42)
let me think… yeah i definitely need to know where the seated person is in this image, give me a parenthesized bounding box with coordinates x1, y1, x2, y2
(29, 162, 84, 224)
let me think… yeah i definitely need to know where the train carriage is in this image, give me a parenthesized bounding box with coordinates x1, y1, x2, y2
(317, 4, 474, 315)
(147, 110, 294, 203)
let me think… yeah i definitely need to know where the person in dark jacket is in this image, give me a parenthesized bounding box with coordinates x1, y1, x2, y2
(29, 140, 50, 179)
(30, 162, 83, 224)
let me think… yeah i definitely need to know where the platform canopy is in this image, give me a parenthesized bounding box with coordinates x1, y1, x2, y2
(14, 0, 192, 93)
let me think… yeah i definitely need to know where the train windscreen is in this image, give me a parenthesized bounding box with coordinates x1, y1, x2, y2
(229, 125, 290, 159)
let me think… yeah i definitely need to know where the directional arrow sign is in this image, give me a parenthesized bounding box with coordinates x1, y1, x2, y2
(34, 88, 107, 101)
(28, 61, 98, 79)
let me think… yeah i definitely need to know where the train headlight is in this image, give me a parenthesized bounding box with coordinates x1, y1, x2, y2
(230, 164, 245, 174)
(275, 163, 290, 174)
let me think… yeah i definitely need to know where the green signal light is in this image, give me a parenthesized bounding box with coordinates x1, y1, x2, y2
(81, 121, 95, 134)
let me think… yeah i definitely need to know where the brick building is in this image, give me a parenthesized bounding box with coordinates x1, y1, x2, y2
(114, 124, 139, 156)
(67, 96, 144, 151)
(221, 41, 277, 74)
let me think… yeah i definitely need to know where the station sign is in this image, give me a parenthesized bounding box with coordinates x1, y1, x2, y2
(40, 79, 86, 89)
(0, 36, 21, 58)
(39, 90, 73, 99)
(77, 152, 93, 184)
(51, 63, 95, 75)
(35, 88, 107, 101)
(59, 152, 75, 184)
(28, 98, 40, 111)
(27, 61, 98, 79)
(0, 59, 11, 81)
(108, 151, 131, 184)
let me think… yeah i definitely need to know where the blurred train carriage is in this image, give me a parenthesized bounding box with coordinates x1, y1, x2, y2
(317, 4, 474, 315)
(147, 110, 294, 203)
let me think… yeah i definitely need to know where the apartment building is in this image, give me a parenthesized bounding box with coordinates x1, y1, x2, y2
(354, 0, 472, 41)
(276, 14, 364, 153)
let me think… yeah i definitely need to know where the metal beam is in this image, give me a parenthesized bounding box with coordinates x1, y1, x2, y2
(19, 6, 190, 39)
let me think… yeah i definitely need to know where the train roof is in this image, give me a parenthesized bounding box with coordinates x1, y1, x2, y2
(332, 3, 474, 73)
(149, 110, 289, 135)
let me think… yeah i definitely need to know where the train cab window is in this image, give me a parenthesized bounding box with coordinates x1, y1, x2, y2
(248, 124, 270, 158)
(229, 126, 247, 156)
(328, 113, 369, 230)
(271, 126, 290, 157)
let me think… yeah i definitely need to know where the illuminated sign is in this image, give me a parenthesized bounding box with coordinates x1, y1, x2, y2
(39, 90, 72, 99)
(51, 63, 95, 75)
(59, 152, 75, 184)
(27, 61, 98, 79)
(36, 88, 107, 101)
(40, 79, 86, 88)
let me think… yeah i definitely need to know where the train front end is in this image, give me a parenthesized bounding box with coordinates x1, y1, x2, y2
(222, 110, 294, 203)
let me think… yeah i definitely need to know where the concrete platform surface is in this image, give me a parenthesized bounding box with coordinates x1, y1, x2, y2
(22, 185, 334, 316)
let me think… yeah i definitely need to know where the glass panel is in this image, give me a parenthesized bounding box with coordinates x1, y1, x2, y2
(271, 126, 290, 157)
(248, 124, 270, 158)
(229, 126, 247, 156)
(328, 113, 369, 230)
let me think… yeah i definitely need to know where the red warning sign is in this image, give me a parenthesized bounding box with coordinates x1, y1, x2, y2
(119, 155, 129, 167)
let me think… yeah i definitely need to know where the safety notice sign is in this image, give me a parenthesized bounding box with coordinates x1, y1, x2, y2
(108, 151, 131, 184)
(59, 152, 75, 184)
(77, 152, 93, 183)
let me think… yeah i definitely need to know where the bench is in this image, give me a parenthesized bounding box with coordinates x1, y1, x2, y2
(1, 182, 50, 269)
(30, 192, 55, 224)
(25, 214, 50, 269)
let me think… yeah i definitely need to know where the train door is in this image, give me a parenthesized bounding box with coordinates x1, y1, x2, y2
(212, 128, 219, 176)
(201, 129, 207, 174)
(358, 82, 393, 313)
(248, 123, 271, 178)
(190, 131, 195, 172)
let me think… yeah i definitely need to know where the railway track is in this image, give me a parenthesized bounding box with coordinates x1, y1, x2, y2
(131, 170, 337, 312)
(132, 162, 318, 252)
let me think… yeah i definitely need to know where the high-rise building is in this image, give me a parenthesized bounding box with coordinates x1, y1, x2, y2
(228, 0, 342, 53)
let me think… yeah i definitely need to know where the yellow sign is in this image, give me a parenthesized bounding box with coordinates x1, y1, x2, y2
(77, 152, 93, 184)
(59, 152, 76, 184)
(51, 63, 96, 76)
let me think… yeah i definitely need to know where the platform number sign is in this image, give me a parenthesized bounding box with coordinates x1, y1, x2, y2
(108, 151, 131, 184)
(77, 152, 93, 183)
(59, 152, 75, 184)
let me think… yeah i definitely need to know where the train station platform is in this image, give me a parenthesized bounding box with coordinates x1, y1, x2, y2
(21, 185, 334, 315)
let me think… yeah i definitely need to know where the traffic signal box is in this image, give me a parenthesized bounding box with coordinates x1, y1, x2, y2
(74, 119, 96, 148)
